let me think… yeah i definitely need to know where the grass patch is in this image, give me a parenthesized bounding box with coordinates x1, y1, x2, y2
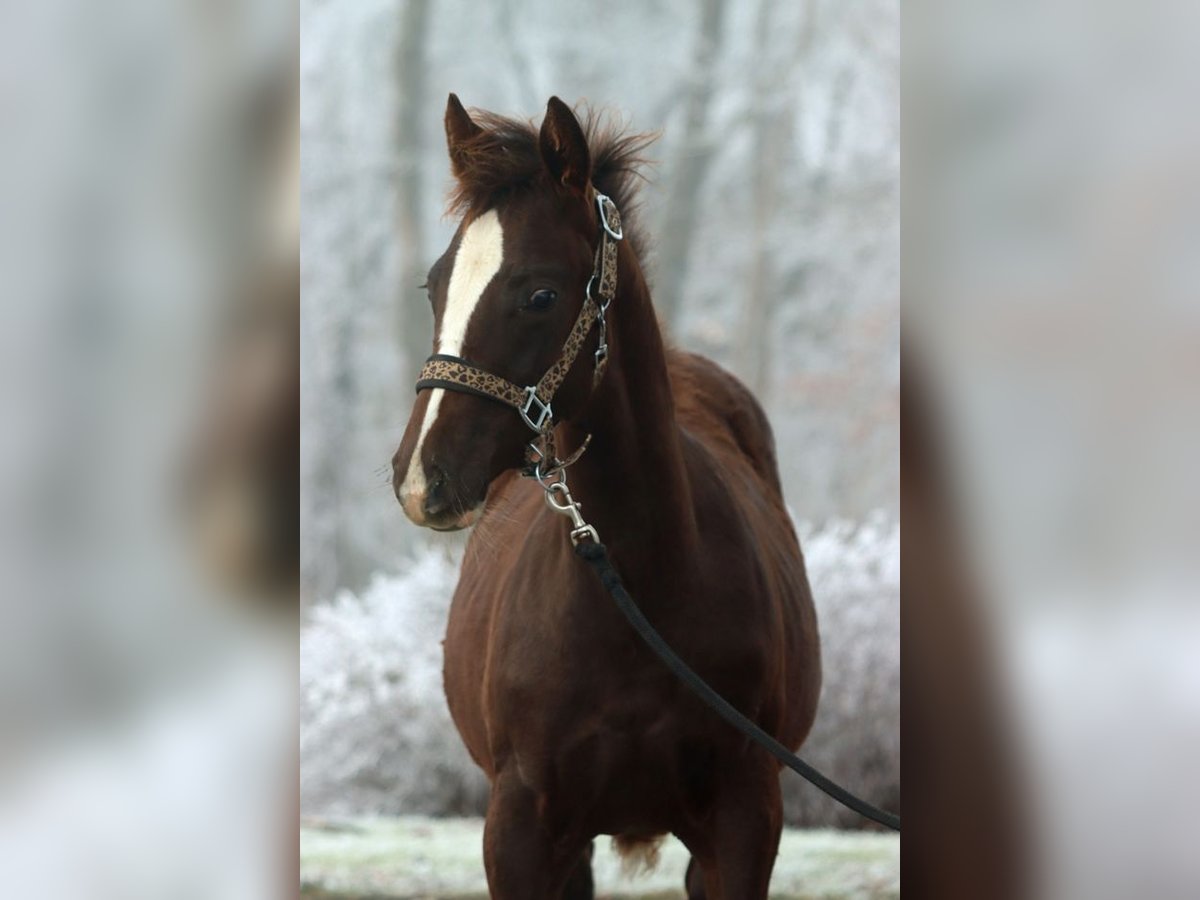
(301, 817, 898, 899)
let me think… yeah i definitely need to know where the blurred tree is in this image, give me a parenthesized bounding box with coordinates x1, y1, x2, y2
(394, 0, 432, 377)
(495, 0, 539, 109)
(735, 0, 812, 397)
(653, 0, 727, 329)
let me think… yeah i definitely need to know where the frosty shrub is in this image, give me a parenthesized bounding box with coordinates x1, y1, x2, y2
(300, 516, 899, 827)
(783, 513, 900, 828)
(300, 547, 489, 817)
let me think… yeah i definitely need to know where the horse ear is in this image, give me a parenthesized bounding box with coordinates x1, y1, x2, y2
(445, 93, 483, 179)
(539, 96, 591, 194)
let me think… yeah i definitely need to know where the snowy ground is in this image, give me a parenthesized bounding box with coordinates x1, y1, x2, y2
(300, 817, 899, 899)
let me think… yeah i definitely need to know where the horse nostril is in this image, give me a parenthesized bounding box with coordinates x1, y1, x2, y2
(424, 465, 450, 517)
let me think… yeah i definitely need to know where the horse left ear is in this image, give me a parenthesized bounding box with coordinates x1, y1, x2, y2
(539, 97, 591, 194)
(445, 93, 483, 180)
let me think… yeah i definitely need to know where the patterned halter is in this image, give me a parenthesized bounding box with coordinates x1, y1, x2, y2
(415, 191, 623, 478)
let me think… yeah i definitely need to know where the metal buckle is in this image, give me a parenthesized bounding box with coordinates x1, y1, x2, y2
(595, 192, 623, 241)
(594, 315, 608, 367)
(519, 386, 553, 432)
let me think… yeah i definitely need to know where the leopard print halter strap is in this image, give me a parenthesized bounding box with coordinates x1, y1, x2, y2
(415, 191, 623, 477)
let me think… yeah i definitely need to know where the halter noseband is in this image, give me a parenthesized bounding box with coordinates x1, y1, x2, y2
(415, 191, 623, 478)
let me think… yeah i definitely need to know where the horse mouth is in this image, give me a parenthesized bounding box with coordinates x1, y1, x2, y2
(415, 504, 484, 532)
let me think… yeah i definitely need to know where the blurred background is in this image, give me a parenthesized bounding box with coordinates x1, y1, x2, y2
(905, 1, 1200, 896)
(0, 1, 296, 898)
(298, 0, 901, 860)
(9, 0, 1197, 896)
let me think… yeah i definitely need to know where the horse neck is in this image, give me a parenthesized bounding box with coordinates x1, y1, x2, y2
(561, 244, 700, 571)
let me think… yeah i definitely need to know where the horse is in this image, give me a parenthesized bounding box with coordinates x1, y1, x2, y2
(391, 94, 821, 899)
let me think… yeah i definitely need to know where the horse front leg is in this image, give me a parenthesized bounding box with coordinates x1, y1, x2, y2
(681, 756, 784, 900)
(713, 758, 784, 900)
(483, 767, 590, 899)
(561, 841, 595, 900)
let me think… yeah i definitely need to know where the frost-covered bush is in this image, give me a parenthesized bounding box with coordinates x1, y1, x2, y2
(300, 516, 899, 827)
(300, 548, 488, 817)
(784, 513, 900, 828)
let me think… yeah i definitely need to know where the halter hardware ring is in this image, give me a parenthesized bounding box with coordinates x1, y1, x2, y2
(532, 455, 566, 489)
(519, 386, 553, 433)
(595, 192, 623, 241)
(587, 277, 613, 321)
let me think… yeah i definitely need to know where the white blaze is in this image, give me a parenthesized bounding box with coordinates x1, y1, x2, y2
(401, 210, 504, 507)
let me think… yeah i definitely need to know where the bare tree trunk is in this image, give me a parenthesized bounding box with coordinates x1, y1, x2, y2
(394, 0, 432, 376)
(653, 0, 727, 330)
(737, 0, 788, 397)
(737, 0, 818, 398)
(737, 116, 783, 397)
(496, 0, 538, 109)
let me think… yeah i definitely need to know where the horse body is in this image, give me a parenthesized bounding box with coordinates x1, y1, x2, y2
(393, 95, 820, 898)
(448, 348, 819, 776)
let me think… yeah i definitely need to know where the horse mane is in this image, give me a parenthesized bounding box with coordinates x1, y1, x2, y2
(447, 104, 656, 256)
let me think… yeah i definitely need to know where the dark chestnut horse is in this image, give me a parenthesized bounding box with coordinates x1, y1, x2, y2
(391, 95, 820, 899)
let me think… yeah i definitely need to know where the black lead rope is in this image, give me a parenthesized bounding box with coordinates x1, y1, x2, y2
(574, 540, 901, 832)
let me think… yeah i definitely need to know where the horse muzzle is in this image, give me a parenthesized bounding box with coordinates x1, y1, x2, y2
(394, 459, 484, 531)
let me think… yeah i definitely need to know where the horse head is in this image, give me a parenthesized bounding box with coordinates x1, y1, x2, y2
(392, 95, 607, 530)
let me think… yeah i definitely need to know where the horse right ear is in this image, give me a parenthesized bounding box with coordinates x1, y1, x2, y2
(539, 96, 590, 194)
(445, 93, 483, 179)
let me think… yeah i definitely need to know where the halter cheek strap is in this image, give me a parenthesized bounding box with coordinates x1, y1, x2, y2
(414, 191, 623, 477)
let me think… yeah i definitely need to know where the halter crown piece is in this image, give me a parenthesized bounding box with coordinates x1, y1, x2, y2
(415, 191, 623, 479)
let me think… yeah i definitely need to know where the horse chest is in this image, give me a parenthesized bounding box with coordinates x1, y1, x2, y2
(480, 582, 760, 791)
(498, 669, 716, 825)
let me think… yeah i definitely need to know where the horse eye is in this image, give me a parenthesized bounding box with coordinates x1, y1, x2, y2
(525, 288, 557, 312)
